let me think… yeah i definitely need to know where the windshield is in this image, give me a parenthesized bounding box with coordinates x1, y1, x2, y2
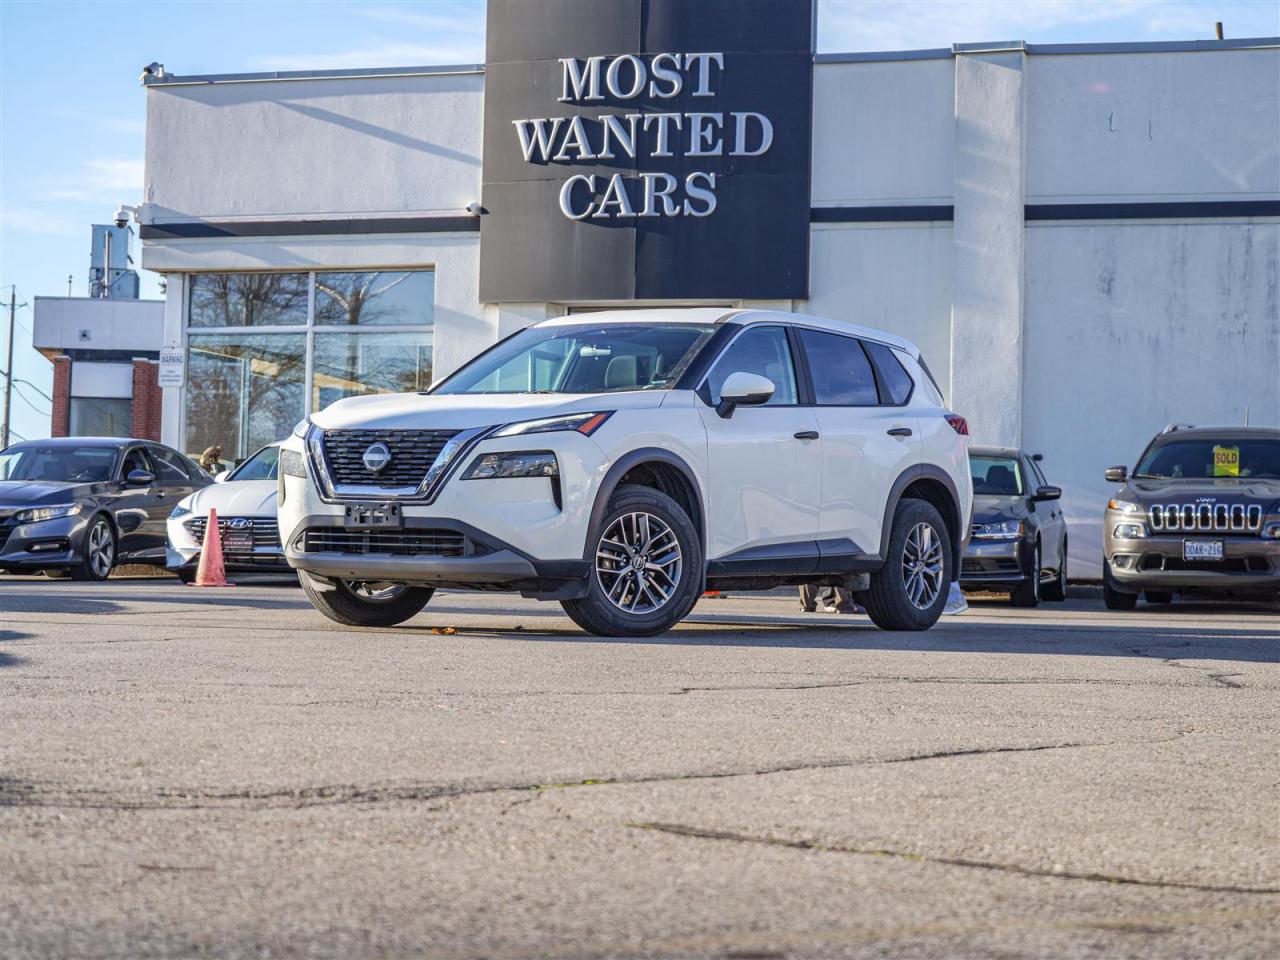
(971, 456, 1023, 496)
(1135, 438, 1280, 480)
(228, 445, 280, 481)
(434, 323, 716, 395)
(0, 445, 117, 483)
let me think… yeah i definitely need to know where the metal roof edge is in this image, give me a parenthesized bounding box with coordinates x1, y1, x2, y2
(817, 35, 1278, 64)
(142, 63, 485, 87)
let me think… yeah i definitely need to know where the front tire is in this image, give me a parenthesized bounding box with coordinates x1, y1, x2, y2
(860, 499, 951, 631)
(561, 484, 703, 637)
(1011, 544, 1041, 608)
(69, 515, 115, 582)
(1103, 561, 1138, 611)
(1042, 540, 1067, 602)
(300, 577, 434, 628)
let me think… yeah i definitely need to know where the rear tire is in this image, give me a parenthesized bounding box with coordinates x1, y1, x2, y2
(1042, 541, 1067, 602)
(1010, 544, 1041, 608)
(300, 577, 434, 628)
(1144, 590, 1174, 605)
(561, 484, 702, 637)
(860, 499, 951, 631)
(1103, 561, 1138, 611)
(69, 515, 115, 582)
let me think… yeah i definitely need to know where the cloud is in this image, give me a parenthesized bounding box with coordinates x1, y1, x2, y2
(38, 157, 144, 204)
(0, 206, 85, 238)
(354, 4, 485, 34)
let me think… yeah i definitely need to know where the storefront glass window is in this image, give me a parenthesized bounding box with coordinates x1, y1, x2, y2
(188, 273, 308, 327)
(312, 332, 432, 410)
(185, 334, 306, 462)
(314, 271, 434, 326)
(69, 397, 132, 437)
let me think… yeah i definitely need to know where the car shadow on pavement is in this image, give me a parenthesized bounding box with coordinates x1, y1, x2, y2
(0, 590, 314, 616)
(0, 630, 32, 668)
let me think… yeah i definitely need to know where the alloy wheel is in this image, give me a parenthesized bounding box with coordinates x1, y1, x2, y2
(595, 511, 683, 614)
(901, 521, 944, 610)
(87, 520, 114, 579)
(343, 581, 407, 603)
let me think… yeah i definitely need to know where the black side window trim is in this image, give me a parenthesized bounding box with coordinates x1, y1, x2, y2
(792, 328, 884, 408)
(863, 341, 916, 408)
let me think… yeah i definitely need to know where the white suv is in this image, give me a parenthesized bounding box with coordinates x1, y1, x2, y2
(277, 308, 971, 636)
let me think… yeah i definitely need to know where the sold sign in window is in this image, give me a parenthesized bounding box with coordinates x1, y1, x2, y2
(1213, 446, 1240, 477)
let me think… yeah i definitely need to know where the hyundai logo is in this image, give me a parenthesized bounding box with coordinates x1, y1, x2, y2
(363, 442, 392, 473)
(228, 518, 250, 530)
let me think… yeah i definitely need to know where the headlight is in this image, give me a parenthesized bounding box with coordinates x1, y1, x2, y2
(169, 502, 193, 520)
(15, 503, 82, 523)
(462, 451, 559, 480)
(1262, 521, 1280, 540)
(292, 418, 311, 439)
(280, 448, 308, 478)
(971, 520, 1023, 539)
(492, 411, 612, 438)
(1107, 498, 1140, 513)
(1113, 522, 1146, 539)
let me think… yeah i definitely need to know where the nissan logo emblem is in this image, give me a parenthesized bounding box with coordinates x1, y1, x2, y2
(363, 442, 392, 473)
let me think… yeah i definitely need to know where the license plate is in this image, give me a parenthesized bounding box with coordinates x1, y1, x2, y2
(1183, 539, 1223, 561)
(344, 502, 402, 529)
(223, 529, 254, 554)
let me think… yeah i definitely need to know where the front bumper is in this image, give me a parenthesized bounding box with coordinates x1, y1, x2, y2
(165, 515, 291, 574)
(1105, 532, 1280, 594)
(0, 514, 91, 570)
(960, 537, 1032, 588)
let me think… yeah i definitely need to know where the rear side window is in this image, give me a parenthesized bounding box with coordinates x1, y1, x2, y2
(863, 342, 915, 405)
(797, 329, 878, 406)
(149, 445, 191, 482)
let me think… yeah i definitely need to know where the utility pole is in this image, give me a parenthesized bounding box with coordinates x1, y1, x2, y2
(2, 286, 15, 449)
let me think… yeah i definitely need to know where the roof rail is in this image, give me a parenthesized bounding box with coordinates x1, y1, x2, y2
(1160, 422, 1195, 434)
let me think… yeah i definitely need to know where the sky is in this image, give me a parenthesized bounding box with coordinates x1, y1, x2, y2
(2, 0, 1278, 443)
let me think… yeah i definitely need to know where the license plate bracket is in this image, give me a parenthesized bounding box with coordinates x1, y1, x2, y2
(1183, 539, 1223, 561)
(223, 529, 254, 553)
(344, 502, 403, 530)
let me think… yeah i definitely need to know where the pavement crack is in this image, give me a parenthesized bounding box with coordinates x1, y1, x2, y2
(628, 822, 1280, 896)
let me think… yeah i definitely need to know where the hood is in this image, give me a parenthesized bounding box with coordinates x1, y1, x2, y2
(185, 480, 278, 518)
(972, 495, 1029, 525)
(1126, 477, 1280, 503)
(0, 480, 100, 507)
(310, 390, 668, 432)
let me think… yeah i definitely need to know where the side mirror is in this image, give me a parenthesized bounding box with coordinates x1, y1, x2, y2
(716, 371, 775, 419)
(125, 469, 155, 486)
(1104, 466, 1127, 483)
(1034, 484, 1062, 502)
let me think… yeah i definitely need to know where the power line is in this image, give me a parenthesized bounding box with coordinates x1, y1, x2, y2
(12, 384, 50, 417)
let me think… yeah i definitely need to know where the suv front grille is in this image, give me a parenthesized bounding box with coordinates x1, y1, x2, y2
(321, 429, 460, 487)
(1147, 503, 1262, 534)
(300, 527, 469, 558)
(186, 517, 281, 549)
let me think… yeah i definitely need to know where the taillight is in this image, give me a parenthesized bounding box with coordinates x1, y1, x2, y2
(945, 414, 969, 436)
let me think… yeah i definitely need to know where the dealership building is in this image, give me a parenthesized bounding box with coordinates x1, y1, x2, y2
(134, 1, 1279, 577)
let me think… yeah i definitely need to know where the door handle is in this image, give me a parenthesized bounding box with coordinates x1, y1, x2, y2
(793, 430, 820, 440)
(887, 427, 913, 437)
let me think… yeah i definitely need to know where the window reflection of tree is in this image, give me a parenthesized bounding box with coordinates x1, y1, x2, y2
(189, 273, 308, 327)
(314, 272, 414, 326)
(311, 335, 431, 409)
(186, 337, 305, 458)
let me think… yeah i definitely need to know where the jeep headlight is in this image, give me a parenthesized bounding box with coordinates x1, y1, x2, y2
(492, 411, 612, 438)
(16, 503, 83, 523)
(462, 451, 558, 480)
(1107, 498, 1140, 514)
(1262, 521, 1280, 540)
(972, 520, 1023, 539)
(1113, 522, 1146, 539)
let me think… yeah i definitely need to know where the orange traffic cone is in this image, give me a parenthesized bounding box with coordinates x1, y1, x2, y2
(190, 507, 234, 587)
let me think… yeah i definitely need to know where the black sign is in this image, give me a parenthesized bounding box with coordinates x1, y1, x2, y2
(479, 0, 814, 303)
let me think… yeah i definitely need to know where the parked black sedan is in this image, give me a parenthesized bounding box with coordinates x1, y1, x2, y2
(961, 446, 1068, 606)
(0, 437, 212, 580)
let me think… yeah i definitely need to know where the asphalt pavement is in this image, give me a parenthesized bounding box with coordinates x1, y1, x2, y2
(1, 576, 1277, 959)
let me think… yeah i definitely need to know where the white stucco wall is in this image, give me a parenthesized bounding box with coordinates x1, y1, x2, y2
(32, 297, 164, 353)
(143, 72, 483, 222)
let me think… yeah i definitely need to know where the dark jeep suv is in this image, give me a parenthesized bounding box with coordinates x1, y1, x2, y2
(1102, 425, 1280, 609)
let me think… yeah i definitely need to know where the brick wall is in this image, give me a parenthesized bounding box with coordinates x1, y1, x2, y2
(130, 359, 162, 441)
(50, 356, 72, 437)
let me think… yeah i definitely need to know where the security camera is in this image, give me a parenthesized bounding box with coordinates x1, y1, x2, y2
(139, 62, 165, 82)
(465, 201, 483, 216)
(114, 204, 138, 229)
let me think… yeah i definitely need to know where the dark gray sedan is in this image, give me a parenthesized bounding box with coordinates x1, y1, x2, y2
(0, 437, 212, 580)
